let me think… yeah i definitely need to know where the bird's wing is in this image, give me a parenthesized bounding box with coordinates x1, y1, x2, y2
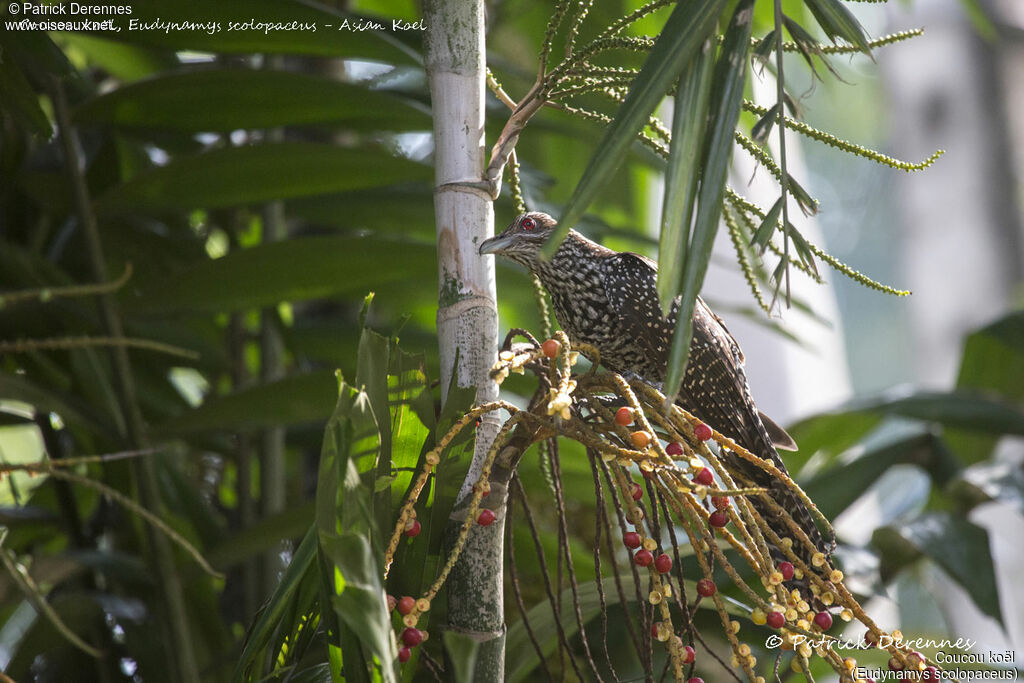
(604, 252, 674, 367)
(683, 298, 776, 460)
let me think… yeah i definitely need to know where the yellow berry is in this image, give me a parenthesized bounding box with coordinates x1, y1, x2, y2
(812, 552, 826, 567)
(416, 598, 431, 612)
(840, 608, 853, 622)
(648, 590, 663, 605)
(830, 569, 844, 583)
(768, 571, 784, 586)
(738, 643, 751, 657)
(751, 608, 767, 626)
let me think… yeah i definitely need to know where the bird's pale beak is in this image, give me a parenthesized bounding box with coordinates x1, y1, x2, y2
(478, 234, 514, 255)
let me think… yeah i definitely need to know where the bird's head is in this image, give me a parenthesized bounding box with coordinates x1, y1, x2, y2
(478, 212, 559, 266)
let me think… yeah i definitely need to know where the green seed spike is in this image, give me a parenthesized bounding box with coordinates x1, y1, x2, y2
(726, 189, 909, 296)
(743, 101, 944, 172)
(724, 205, 771, 314)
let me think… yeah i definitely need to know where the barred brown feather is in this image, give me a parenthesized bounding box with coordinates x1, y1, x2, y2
(480, 212, 833, 597)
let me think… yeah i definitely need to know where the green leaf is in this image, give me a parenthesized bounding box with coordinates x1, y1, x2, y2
(123, 235, 435, 314)
(57, 33, 179, 82)
(75, 0, 420, 64)
(231, 525, 319, 683)
(948, 311, 1024, 463)
(850, 389, 1024, 436)
(751, 196, 783, 249)
(781, 15, 835, 81)
(315, 382, 395, 682)
(752, 28, 776, 67)
(664, 0, 754, 401)
(505, 575, 744, 683)
(75, 69, 430, 132)
(872, 512, 1003, 624)
(803, 0, 872, 56)
(657, 39, 715, 313)
(785, 221, 819, 275)
(547, 0, 728, 255)
(206, 501, 315, 569)
(0, 374, 108, 434)
(786, 411, 882, 473)
(0, 47, 52, 137)
(803, 432, 959, 519)
(443, 631, 480, 683)
(153, 370, 337, 435)
(96, 142, 430, 213)
(787, 176, 819, 216)
(750, 102, 779, 144)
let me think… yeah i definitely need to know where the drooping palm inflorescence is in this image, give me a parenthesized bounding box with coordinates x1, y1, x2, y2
(385, 332, 949, 681)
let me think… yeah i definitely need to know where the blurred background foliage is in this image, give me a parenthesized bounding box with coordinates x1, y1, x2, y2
(0, 0, 1022, 681)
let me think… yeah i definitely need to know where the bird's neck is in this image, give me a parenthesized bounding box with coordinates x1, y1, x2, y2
(533, 229, 610, 275)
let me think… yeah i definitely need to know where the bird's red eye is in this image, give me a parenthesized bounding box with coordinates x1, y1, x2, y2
(521, 217, 536, 231)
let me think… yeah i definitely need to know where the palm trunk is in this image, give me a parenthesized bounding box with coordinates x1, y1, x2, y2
(423, 0, 505, 678)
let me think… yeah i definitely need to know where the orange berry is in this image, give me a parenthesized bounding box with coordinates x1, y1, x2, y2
(630, 431, 651, 448)
(614, 406, 633, 426)
(541, 339, 560, 358)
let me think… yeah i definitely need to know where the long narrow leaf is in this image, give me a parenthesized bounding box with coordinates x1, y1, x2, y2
(231, 525, 318, 683)
(803, 0, 872, 55)
(546, 0, 727, 256)
(96, 142, 430, 213)
(75, 69, 431, 132)
(657, 40, 715, 313)
(664, 0, 755, 401)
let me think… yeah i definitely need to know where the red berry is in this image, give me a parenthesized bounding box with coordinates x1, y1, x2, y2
(615, 407, 633, 426)
(634, 549, 653, 567)
(387, 594, 397, 611)
(766, 611, 785, 629)
(688, 678, 704, 683)
(922, 666, 939, 681)
(404, 520, 421, 537)
(477, 509, 496, 526)
(694, 423, 713, 441)
(541, 339, 560, 358)
(708, 511, 728, 528)
(397, 596, 415, 615)
(778, 561, 794, 581)
(398, 646, 411, 663)
(711, 496, 730, 510)
(630, 482, 643, 501)
(813, 611, 833, 631)
(683, 645, 695, 663)
(694, 467, 714, 486)
(623, 531, 642, 549)
(401, 627, 423, 647)
(651, 622, 660, 637)
(654, 553, 672, 573)
(864, 630, 878, 647)
(696, 579, 716, 597)
(666, 442, 684, 456)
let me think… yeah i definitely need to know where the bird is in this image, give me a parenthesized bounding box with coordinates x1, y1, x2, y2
(479, 211, 832, 599)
